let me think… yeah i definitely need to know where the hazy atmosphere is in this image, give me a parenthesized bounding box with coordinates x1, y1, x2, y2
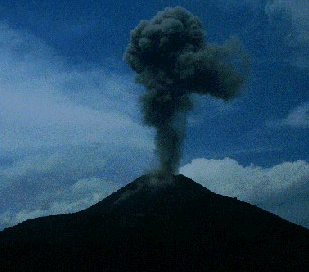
(0, 0, 309, 229)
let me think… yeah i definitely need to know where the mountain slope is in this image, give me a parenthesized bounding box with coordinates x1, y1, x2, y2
(1, 174, 309, 271)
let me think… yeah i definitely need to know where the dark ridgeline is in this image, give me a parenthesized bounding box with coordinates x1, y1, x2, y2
(1, 174, 309, 271)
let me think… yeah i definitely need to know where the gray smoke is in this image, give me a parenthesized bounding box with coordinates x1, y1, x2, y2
(124, 7, 249, 177)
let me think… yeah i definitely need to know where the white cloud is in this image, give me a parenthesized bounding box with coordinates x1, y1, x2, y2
(267, 102, 309, 128)
(0, 23, 156, 230)
(265, 0, 309, 31)
(0, 22, 154, 152)
(0, 145, 106, 185)
(265, 0, 309, 68)
(180, 157, 309, 227)
(282, 102, 309, 128)
(180, 157, 309, 200)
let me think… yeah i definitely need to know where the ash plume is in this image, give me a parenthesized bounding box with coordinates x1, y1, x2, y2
(124, 7, 249, 177)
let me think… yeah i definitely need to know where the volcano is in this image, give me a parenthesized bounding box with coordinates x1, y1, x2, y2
(1, 174, 309, 271)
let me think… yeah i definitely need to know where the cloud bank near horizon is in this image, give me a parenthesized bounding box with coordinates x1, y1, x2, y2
(0, 177, 120, 229)
(2, 157, 309, 230)
(180, 157, 309, 228)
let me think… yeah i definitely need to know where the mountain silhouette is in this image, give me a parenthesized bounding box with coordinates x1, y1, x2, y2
(1, 174, 309, 271)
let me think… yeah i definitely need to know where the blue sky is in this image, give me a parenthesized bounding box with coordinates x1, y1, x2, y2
(0, 0, 308, 229)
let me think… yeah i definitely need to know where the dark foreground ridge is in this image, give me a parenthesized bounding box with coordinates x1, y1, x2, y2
(1, 174, 309, 271)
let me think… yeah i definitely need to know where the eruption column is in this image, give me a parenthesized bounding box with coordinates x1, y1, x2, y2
(124, 7, 249, 177)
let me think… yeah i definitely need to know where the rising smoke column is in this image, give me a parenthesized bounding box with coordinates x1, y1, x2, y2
(124, 7, 249, 177)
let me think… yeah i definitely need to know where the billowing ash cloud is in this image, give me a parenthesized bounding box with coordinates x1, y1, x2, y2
(124, 7, 249, 177)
